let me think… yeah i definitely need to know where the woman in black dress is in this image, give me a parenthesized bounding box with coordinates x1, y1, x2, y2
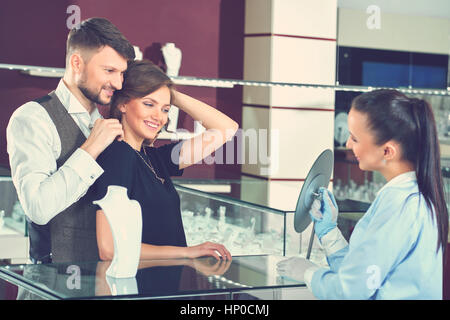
(91, 60, 237, 261)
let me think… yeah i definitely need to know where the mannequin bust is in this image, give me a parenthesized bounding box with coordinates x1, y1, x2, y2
(93, 185, 142, 278)
(161, 42, 182, 132)
(133, 45, 143, 61)
(161, 42, 182, 77)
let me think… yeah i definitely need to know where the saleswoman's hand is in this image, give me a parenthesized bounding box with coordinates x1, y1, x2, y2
(186, 241, 232, 260)
(309, 187, 339, 239)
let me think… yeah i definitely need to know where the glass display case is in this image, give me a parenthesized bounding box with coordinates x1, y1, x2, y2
(0, 173, 364, 266)
(174, 178, 332, 262)
(0, 176, 318, 300)
(0, 177, 28, 263)
(176, 182, 293, 258)
(0, 177, 26, 234)
(174, 178, 357, 266)
(0, 175, 365, 300)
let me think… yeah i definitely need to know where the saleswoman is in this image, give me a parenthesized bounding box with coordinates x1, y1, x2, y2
(90, 60, 237, 261)
(278, 89, 448, 299)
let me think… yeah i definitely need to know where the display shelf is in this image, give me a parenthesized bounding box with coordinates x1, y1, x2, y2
(1, 63, 449, 96)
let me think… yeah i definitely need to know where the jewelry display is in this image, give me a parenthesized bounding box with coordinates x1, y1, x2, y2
(11, 200, 24, 223)
(333, 178, 384, 203)
(133, 45, 143, 61)
(180, 206, 328, 266)
(2, 200, 27, 234)
(93, 185, 142, 278)
(182, 206, 276, 255)
(161, 42, 182, 77)
(176, 184, 330, 267)
(0, 210, 4, 230)
(161, 42, 181, 133)
(334, 112, 349, 147)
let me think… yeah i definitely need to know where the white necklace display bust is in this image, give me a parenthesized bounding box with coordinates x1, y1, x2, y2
(94, 185, 142, 278)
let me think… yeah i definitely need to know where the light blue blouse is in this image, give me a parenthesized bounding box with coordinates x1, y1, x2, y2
(310, 172, 443, 299)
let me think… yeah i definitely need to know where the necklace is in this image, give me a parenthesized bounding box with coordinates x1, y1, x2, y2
(134, 148, 165, 184)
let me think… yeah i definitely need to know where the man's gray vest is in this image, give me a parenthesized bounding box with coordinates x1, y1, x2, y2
(28, 91, 99, 263)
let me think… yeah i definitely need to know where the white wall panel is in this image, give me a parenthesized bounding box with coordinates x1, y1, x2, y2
(271, 37, 336, 85)
(272, 0, 337, 38)
(270, 87, 335, 108)
(269, 108, 334, 179)
(338, 8, 450, 55)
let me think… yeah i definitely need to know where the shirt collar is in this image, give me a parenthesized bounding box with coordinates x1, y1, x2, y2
(377, 171, 417, 196)
(54, 79, 93, 115)
(89, 107, 102, 129)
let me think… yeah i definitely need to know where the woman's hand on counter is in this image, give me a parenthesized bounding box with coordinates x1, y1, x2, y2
(184, 241, 232, 260)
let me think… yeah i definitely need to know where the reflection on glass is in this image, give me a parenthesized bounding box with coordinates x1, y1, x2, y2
(1, 255, 306, 300)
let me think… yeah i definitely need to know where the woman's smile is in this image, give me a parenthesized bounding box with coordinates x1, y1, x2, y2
(143, 120, 160, 131)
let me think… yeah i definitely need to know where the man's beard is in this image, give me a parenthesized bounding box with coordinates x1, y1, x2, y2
(78, 75, 111, 106)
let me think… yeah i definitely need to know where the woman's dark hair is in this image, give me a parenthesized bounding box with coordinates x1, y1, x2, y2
(110, 59, 174, 139)
(66, 17, 135, 63)
(351, 89, 448, 257)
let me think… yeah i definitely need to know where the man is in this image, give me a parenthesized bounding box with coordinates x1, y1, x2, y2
(7, 17, 135, 263)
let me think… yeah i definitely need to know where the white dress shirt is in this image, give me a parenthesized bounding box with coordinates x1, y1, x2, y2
(6, 79, 104, 225)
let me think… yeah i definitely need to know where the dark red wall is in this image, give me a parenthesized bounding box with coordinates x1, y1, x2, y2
(0, 0, 244, 178)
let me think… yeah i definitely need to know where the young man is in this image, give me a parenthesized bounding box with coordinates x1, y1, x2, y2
(7, 17, 135, 263)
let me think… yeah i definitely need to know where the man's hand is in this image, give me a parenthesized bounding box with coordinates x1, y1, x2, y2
(80, 118, 124, 160)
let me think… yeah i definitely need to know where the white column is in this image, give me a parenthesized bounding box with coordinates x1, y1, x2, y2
(241, 0, 337, 258)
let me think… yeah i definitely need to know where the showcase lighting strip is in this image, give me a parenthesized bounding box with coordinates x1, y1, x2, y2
(1, 63, 449, 96)
(174, 76, 450, 96)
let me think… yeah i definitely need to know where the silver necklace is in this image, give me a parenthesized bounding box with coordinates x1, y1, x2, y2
(134, 148, 165, 184)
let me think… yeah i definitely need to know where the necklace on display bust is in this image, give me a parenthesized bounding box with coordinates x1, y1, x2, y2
(133, 147, 165, 184)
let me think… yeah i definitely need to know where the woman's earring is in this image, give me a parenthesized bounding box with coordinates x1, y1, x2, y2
(382, 159, 387, 165)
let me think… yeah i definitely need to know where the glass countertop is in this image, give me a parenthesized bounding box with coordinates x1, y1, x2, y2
(0, 255, 305, 300)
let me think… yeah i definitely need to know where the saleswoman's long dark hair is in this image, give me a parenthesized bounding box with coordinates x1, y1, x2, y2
(351, 89, 448, 258)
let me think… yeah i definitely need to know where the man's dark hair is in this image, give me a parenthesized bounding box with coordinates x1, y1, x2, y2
(66, 17, 135, 64)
